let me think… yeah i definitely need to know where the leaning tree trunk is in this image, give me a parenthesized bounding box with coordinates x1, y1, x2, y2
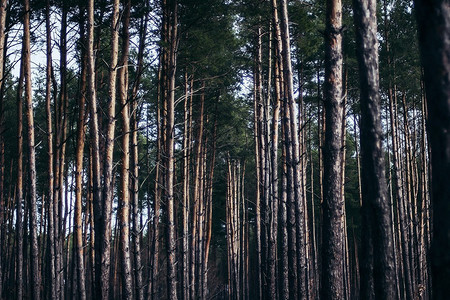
(322, 0, 345, 298)
(352, 0, 397, 298)
(415, 1, 450, 299)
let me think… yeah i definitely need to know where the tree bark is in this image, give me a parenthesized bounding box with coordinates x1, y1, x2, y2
(130, 7, 148, 300)
(165, 1, 178, 299)
(322, 0, 345, 298)
(182, 72, 190, 300)
(415, 1, 450, 299)
(15, 42, 24, 300)
(23, 0, 41, 297)
(252, 27, 263, 297)
(0, 1, 6, 295)
(96, 0, 120, 298)
(352, 0, 397, 298)
(86, 0, 103, 297)
(278, 0, 308, 297)
(118, 0, 133, 298)
(44, 1, 57, 298)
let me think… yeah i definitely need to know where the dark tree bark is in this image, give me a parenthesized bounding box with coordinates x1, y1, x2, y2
(321, 0, 345, 298)
(0, 1, 6, 295)
(352, 0, 397, 298)
(54, 5, 68, 297)
(415, 1, 450, 299)
(130, 6, 148, 300)
(44, 1, 56, 298)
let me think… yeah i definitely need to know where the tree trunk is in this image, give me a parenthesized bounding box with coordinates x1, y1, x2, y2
(352, 0, 397, 298)
(130, 7, 148, 300)
(182, 72, 190, 300)
(252, 29, 263, 297)
(96, 0, 120, 298)
(278, 0, 308, 297)
(165, 1, 178, 299)
(202, 119, 217, 300)
(0, 1, 6, 295)
(322, 0, 344, 298)
(15, 42, 25, 300)
(415, 1, 450, 298)
(73, 4, 88, 299)
(54, 5, 69, 297)
(270, 27, 281, 300)
(118, 0, 133, 298)
(43, 1, 57, 298)
(274, 43, 288, 300)
(23, 0, 41, 297)
(191, 82, 205, 300)
(86, 0, 103, 297)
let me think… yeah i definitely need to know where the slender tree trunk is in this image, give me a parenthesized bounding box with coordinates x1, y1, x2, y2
(322, 0, 344, 298)
(182, 72, 190, 300)
(95, 0, 120, 298)
(270, 29, 281, 300)
(0, 1, 6, 294)
(252, 28, 262, 297)
(340, 69, 349, 300)
(317, 64, 324, 300)
(274, 44, 289, 300)
(86, 0, 103, 297)
(73, 4, 88, 299)
(23, 0, 41, 297)
(191, 82, 205, 300)
(118, 1, 133, 298)
(165, 1, 178, 299)
(389, 83, 413, 300)
(130, 7, 148, 300)
(148, 47, 163, 300)
(226, 159, 243, 300)
(278, 1, 308, 297)
(43, 2, 58, 299)
(15, 43, 24, 300)
(419, 87, 430, 299)
(202, 119, 217, 300)
(401, 93, 420, 298)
